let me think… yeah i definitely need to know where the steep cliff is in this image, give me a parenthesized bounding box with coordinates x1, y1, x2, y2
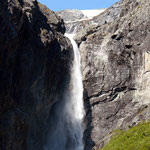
(58, 0, 150, 150)
(77, 0, 150, 149)
(1, 0, 150, 150)
(0, 0, 73, 149)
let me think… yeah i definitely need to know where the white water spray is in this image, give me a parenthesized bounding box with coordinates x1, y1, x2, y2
(65, 33, 84, 121)
(65, 33, 84, 150)
(45, 34, 84, 150)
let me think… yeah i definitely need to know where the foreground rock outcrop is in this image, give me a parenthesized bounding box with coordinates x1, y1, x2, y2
(0, 0, 73, 149)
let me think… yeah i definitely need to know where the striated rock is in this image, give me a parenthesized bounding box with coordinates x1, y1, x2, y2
(0, 0, 73, 150)
(77, 0, 150, 149)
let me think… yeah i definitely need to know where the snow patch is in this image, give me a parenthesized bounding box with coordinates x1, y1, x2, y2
(81, 9, 106, 19)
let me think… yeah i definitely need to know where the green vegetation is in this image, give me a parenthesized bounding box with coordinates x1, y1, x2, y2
(101, 121, 150, 150)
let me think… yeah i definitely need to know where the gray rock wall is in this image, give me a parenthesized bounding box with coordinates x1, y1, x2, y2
(78, 0, 150, 149)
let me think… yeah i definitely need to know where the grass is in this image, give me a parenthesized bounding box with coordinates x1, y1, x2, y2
(101, 120, 150, 150)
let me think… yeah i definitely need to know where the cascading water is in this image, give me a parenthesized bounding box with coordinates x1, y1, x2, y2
(45, 34, 84, 150)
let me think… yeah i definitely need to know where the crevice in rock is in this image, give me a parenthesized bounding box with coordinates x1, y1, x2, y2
(89, 86, 137, 107)
(125, 44, 132, 49)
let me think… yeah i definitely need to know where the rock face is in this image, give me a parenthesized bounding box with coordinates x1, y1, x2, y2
(56, 9, 88, 33)
(76, 0, 150, 149)
(1, 0, 150, 150)
(0, 0, 73, 150)
(57, 9, 107, 33)
(56, 9, 87, 23)
(57, 0, 150, 149)
(74, 1, 123, 45)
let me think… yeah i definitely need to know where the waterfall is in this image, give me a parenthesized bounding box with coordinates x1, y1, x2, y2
(45, 34, 84, 150)
(65, 33, 84, 121)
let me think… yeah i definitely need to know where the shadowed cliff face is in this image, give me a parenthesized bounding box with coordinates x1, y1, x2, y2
(0, 0, 73, 149)
(58, 0, 150, 150)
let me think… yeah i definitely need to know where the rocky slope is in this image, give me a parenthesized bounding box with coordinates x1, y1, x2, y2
(59, 0, 150, 150)
(0, 0, 73, 149)
(57, 9, 88, 23)
(56, 9, 106, 33)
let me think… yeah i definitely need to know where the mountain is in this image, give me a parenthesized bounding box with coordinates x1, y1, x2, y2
(56, 9, 107, 33)
(0, 0, 150, 150)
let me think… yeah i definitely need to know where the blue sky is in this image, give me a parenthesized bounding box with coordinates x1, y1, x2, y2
(38, 0, 120, 11)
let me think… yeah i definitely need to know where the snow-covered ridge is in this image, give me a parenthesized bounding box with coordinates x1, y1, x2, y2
(81, 9, 106, 19)
(57, 8, 107, 33)
(57, 9, 106, 23)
